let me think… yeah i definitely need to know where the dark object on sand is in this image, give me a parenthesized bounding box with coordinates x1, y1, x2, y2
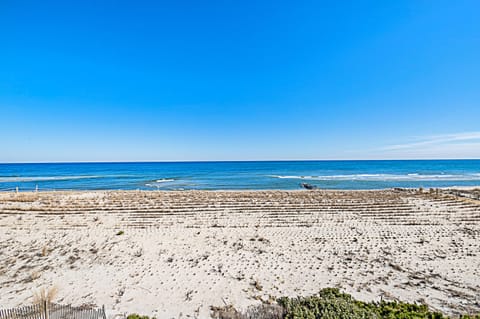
(301, 183, 317, 190)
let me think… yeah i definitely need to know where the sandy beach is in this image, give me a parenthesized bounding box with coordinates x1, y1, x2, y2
(0, 189, 479, 318)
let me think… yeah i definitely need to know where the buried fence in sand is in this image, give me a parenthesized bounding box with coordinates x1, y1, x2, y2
(0, 302, 106, 319)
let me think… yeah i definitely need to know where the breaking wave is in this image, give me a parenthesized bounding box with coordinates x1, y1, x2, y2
(145, 178, 177, 188)
(270, 173, 480, 182)
(155, 179, 175, 183)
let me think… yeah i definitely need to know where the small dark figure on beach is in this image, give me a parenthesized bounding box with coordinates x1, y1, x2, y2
(301, 183, 317, 190)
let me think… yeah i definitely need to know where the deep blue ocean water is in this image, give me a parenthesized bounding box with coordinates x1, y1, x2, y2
(0, 160, 479, 191)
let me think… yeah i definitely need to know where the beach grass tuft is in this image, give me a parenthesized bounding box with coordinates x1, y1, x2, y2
(33, 286, 58, 304)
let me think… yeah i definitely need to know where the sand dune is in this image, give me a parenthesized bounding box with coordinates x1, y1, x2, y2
(0, 189, 479, 318)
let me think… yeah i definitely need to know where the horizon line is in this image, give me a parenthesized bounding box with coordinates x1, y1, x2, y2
(1, 158, 480, 165)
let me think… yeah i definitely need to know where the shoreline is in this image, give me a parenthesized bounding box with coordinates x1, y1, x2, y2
(1, 183, 479, 193)
(1, 185, 479, 195)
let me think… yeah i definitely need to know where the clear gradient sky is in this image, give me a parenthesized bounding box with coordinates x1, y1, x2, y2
(1, 1, 479, 162)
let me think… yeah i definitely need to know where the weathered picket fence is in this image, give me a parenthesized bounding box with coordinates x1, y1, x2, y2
(0, 302, 106, 319)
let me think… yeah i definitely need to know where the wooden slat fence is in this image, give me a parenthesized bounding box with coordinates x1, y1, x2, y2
(0, 302, 106, 319)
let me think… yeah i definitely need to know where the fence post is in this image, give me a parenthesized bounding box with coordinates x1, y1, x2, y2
(102, 305, 107, 319)
(44, 301, 49, 319)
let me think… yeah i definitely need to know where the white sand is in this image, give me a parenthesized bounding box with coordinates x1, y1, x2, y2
(0, 190, 479, 318)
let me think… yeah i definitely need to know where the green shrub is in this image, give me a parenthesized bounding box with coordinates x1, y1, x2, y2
(278, 288, 379, 319)
(278, 288, 451, 319)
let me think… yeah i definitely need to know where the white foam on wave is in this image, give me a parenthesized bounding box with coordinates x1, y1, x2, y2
(270, 173, 480, 182)
(156, 179, 175, 183)
(145, 179, 177, 188)
(0, 175, 102, 183)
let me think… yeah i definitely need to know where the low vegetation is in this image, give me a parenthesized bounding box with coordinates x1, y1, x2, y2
(278, 288, 442, 319)
(208, 288, 480, 319)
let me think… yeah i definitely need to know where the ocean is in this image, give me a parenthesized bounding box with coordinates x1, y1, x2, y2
(0, 160, 479, 191)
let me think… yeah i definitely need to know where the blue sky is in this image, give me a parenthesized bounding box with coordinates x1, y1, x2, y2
(1, 1, 479, 162)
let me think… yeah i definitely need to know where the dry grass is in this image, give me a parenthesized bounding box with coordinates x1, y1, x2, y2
(33, 286, 58, 304)
(210, 304, 284, 319)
